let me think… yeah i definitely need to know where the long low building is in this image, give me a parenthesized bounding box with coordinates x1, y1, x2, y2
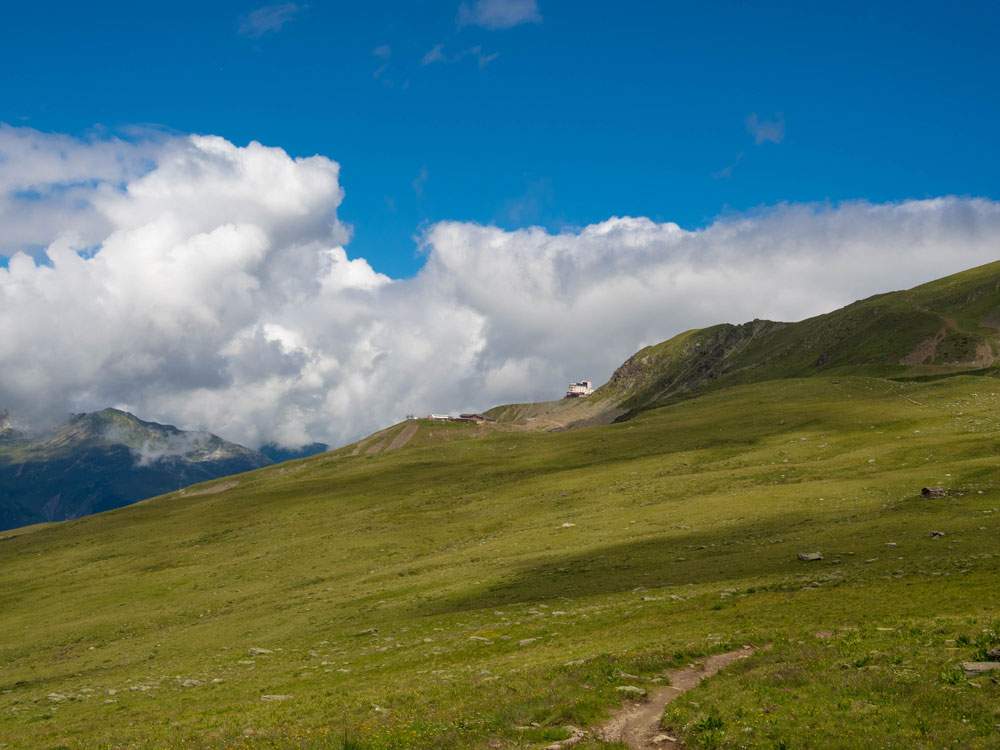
(426, 413, 496, 424)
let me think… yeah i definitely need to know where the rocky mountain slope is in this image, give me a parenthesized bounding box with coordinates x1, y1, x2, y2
(0, 408, 272, 530)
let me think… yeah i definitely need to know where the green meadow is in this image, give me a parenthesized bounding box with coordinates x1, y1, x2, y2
(1, 374, 998, 748)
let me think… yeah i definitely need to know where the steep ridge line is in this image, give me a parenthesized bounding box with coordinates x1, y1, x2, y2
(596, 646, 755, 749)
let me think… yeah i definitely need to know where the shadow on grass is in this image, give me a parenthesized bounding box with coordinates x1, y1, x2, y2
(418, 516, 828, 616)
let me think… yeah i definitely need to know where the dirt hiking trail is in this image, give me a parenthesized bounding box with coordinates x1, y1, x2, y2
(596, 646, 755, 749)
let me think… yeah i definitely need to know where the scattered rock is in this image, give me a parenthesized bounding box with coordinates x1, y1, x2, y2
(468, 636, 492, 643)
(355, 628, 379, 636)
(105, 689, 118, 696)
(181, 680, 201, 688)
(797, 552, 823, 561)
(564, 659, 585, 666)
(615, 685, 647, 697)
(559, 523, 576, 528)
(45, 693, 68, 703)
(922, 486, 947, 498)
(930, 530, 946, 538)
(986, 648, 1000, 660)
(519, 638, 538, 646)
(261, 694, 293, 702)
(653, 735, 678, 744)
(248, 648, 273, 655)
(885, 542, 898, 548)
(960, 662, 1000, 675)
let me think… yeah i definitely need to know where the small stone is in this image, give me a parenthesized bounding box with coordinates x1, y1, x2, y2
(986, 648, 1000, 660)
(960, 662, 1000, 675)
(797, 552, 823, 561)
(261, 694, 294, 702)
(181, 680, 201, 687)
(564, 659, 585, 666)
(559, 523, 576, 528)
(248, 648, 273, 655)
(930, 530, 946, 538)
(468, 636, 492, 643)
(355, 628, 379, 636)
(615, 685, 647, 697)
(653, 735, 678, 744)
(519, 638, 538, 646)
(46, 693, 68, 703)
(885, 542, 898, 548)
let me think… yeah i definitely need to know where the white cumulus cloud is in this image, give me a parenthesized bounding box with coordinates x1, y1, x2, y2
(1, 126, 999, 450)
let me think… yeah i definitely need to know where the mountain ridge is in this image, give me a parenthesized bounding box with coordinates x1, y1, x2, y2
(0, 407, 273, 530)
(483, 259, 1000, 431)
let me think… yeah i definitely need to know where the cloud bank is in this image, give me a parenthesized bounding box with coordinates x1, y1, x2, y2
(2, 125, 999, 449)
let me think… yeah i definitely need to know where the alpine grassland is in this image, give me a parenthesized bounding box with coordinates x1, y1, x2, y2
(2, 371, 999, 748)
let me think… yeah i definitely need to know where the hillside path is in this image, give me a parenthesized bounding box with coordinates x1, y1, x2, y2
(595, 646, 755, 749)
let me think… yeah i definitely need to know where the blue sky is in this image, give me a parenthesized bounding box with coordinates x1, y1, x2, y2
(3, 0, 997, 278)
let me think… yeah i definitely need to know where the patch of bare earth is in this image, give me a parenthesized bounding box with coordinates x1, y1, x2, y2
(900, 326, 947, 366)
(595, 646, 755, 749)
(365, 438, 387, 455)
(386, 421, 419, 451)
(979, 311, 1000, 330)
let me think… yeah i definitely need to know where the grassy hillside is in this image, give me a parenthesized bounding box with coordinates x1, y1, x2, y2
(489, 260, 1000, 431)
(1, 374, 999, 748)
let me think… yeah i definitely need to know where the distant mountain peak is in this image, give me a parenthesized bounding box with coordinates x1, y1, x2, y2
(0, 409, 273, 530)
